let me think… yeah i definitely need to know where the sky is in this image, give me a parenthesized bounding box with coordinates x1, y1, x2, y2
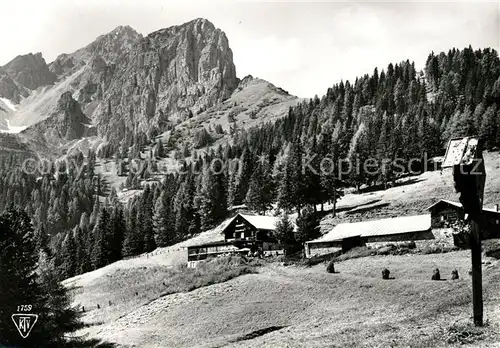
(0, 0, 498, 98)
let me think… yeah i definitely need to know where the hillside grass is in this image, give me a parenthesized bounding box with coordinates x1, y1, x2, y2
(69, 255, 262, 327)
(320, 151, 500, 234)
(79, 251, 500, 347)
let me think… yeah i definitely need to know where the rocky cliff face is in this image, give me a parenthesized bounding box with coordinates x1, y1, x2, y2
(10, 18, 239, 150)
(88, 18, 238, 144)
(49, 25, 143, 79)
(0, 53, 56, 103)
(22, 91, 94, 146)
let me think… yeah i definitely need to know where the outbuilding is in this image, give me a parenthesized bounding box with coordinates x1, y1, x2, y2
(305, 214, 433, 258)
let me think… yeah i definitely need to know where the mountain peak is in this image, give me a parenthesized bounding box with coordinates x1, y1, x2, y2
(0, 52, 55, 101)
(106, 24, 141, 40)
(12, 18, 240, 148)
(110, 24, 137, 33)
(49, 24, 142, 78)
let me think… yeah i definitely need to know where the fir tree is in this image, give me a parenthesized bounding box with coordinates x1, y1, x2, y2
(91, 207, 110, 269)
(0, 207, 107, 347)
(295, 206, 321, 245)
(60, 231, 77, 279)
(153, 191, 176, 247)
(275, 213, 296, 257)
(245, 157, 274, 214)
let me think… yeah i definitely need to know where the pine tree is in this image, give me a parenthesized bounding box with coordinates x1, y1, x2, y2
(295, 206, 320, 245)
(91, 207, 110, 269)
(0, 207, 105, 347)
(277, 140, 305, 214)
(75, 226, 89, 274)
(109, 204, 126, 262)
(245, 156, 274, 214)
(480, 104, 498, 149)
(122, 203, 141, 257)
(275, 213, 296, 257)
(198, 160, 228, 230)
(156, 138, 165, 158)
(174, 181, 191, 240)
(140, 185, 156, 252)
(347, 123, 369, 192)
(60, 231, 77, 279)
(153, 191, 176, 247)
(232, 147, 254, 206)
(302, 137, 322, 209)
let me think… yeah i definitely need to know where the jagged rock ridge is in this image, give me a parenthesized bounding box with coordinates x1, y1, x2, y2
(89, 18, 239, 144)
(8, 19, 239, 149)
(44, 18, 238, 146)
(1, 18, 301, 156)
(22, 91, 94, 145)
(0, 53, 56, 103)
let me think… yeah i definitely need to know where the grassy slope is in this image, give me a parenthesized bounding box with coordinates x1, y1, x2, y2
(319, 151, 500, 233)
(63, 219, 231, 325)
(156, 76, 302, 153)
(75, 252, 500, 348)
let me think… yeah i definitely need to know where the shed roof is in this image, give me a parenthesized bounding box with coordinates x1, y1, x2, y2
(426, 199, 462, 210)
(427, 199, 500, 215)
(307, 214, 431, 244)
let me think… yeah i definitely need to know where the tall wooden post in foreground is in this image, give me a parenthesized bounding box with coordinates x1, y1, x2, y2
(443, 137, 486, 326)
(470, 219, 483, 326)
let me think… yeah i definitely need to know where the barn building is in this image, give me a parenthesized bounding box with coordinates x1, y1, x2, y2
(427, 199, 500, 244)
(305, 199, 500, 258)
(304, 214, 433, 258)
(187, 213, 292, 267)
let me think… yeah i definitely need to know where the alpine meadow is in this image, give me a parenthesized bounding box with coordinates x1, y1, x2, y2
(0, 8, 500, 348)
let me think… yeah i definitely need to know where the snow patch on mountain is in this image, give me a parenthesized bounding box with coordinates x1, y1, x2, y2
(0, 97, 17, 111)
(0, 119, 27, 133)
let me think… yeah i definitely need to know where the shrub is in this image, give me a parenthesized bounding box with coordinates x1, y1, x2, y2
(420, 244, 458, 255)
(483, 240, 500, 259)
(447, 322, 485, 345)
(334, 246, 375, 262)
(377, 244, 397, 255)
(192, 128, 213, 149)
(248, 109, 258, 119)
(162, 255, 261, 296)
(302, 251, 340, 267)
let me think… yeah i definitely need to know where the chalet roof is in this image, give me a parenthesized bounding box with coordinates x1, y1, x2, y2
(223, 213, 297, 232)
(427, 199, 500, 215)
(307, 214, 431, 244)
(241, 214, 280, 230)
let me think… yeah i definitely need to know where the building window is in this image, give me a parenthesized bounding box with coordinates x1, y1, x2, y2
(496, 220, 499, 225)
(441, 215, 447, 221)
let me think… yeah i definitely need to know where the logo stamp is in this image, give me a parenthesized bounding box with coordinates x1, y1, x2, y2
(11, 313, 38, 338)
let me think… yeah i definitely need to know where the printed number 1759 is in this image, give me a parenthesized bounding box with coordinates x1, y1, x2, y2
(17, 305, 32, 312)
